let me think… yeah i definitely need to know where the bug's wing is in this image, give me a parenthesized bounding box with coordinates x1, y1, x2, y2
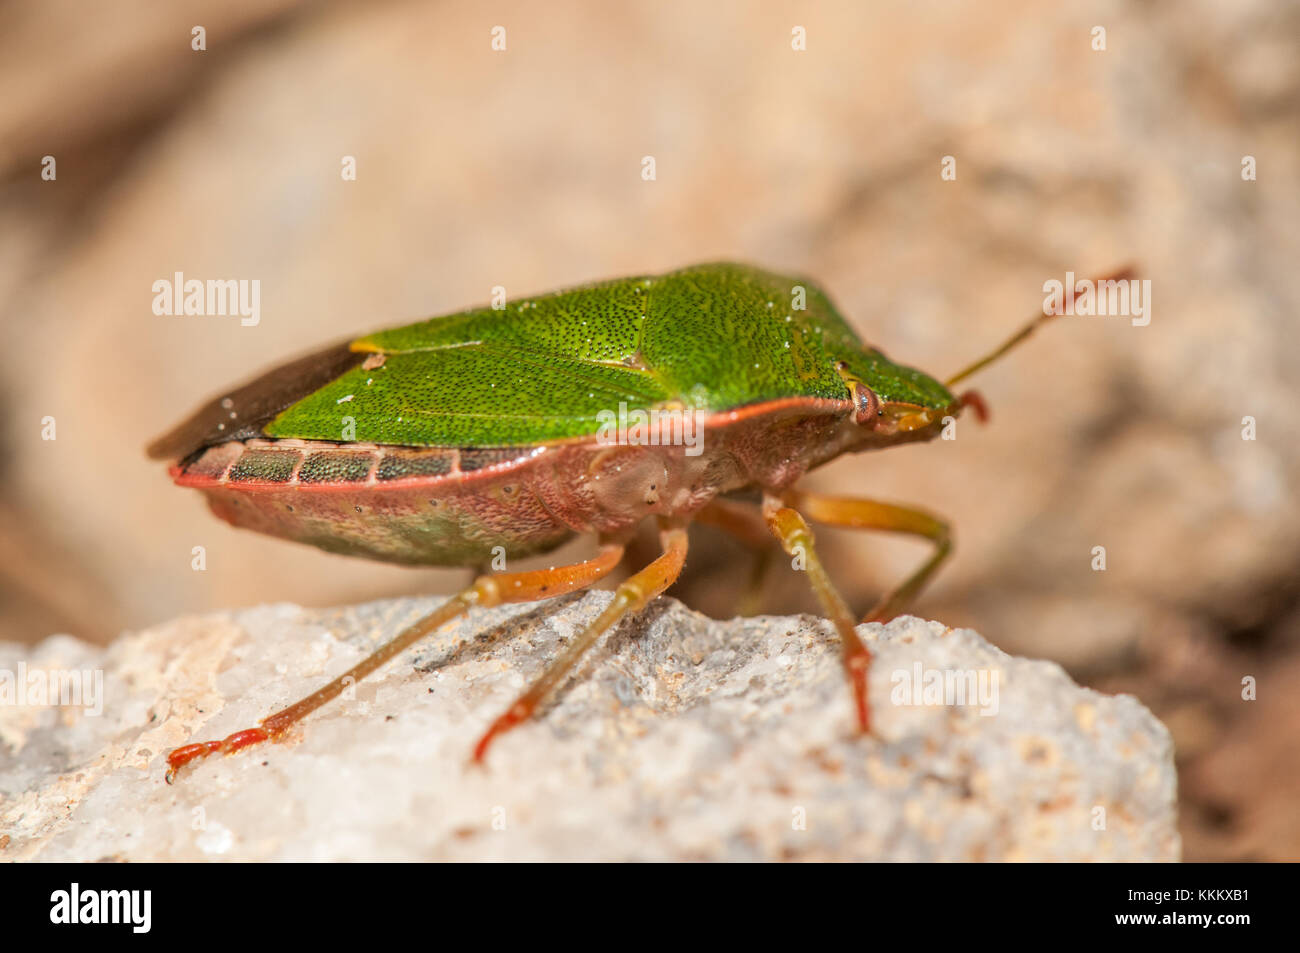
(150, 277, 667, 458)
(264, 342, 672, 447)
(147, 341, 365, 460)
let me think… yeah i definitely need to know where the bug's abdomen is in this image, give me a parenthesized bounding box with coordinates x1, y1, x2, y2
(175, 440, 574, 566)
(171, 397, 860, 565)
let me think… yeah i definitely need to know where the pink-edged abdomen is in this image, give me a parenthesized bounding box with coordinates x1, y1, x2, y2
(170, 401, 859, 566)
(174, 439, 575, 566)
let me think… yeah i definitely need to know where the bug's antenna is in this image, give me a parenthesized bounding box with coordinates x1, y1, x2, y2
(945, 267, 1136, 388)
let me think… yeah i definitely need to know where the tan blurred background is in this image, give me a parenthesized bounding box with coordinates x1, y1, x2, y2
(2, 0, 1297, 859)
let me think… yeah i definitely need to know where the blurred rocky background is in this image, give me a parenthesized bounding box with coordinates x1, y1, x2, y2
(1, 0, 1296, 860)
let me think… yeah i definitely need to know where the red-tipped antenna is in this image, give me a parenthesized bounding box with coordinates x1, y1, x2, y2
(945, 267, 1136, 388)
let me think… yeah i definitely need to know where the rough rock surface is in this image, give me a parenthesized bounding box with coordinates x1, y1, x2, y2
(1, 594, 1179, 861)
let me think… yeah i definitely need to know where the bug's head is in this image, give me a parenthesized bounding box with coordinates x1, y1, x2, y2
(837, 352, 973, 445)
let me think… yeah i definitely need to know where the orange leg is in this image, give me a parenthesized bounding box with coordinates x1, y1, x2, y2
(955, 389, 990, 424)
(785, 489, 952, 624)
(165, 543, 626, 782)
(735, 545, 775, 617)
(762, 494, 872, 732)
(695, 497, 775, 615)
(473, 523, 689, 762)
(695, 497, 770, 550)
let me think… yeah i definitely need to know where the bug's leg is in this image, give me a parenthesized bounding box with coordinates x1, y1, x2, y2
(761, 494, 872, 733)
(736, 546, 775, 617)
(694, 497, 775, 615)
(955, 389, 990, 424)
(785, 489, 952, 625)
(165, 543, 626, 782)
(472, 523, 689, 762)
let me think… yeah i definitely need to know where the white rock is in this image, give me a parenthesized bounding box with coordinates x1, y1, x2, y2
(0, 594, 1179, 861)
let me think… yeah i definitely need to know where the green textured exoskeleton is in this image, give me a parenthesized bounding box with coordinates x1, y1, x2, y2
(152, 260, 1094, 777)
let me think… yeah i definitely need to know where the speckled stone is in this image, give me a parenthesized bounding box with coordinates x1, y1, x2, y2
(0, 594, 1179, 861)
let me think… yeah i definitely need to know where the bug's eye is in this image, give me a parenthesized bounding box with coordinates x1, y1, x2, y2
(849, 381, 879, 426)
(834, 361, 879, 427)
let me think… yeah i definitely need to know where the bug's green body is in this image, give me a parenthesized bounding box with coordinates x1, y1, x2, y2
(151, 263, 956, 568)
(264, 263, 951, 447)
(152, 260, 1069, 777)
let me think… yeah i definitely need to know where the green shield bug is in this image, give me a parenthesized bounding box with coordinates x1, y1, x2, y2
(151, 261, 1128, 780)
